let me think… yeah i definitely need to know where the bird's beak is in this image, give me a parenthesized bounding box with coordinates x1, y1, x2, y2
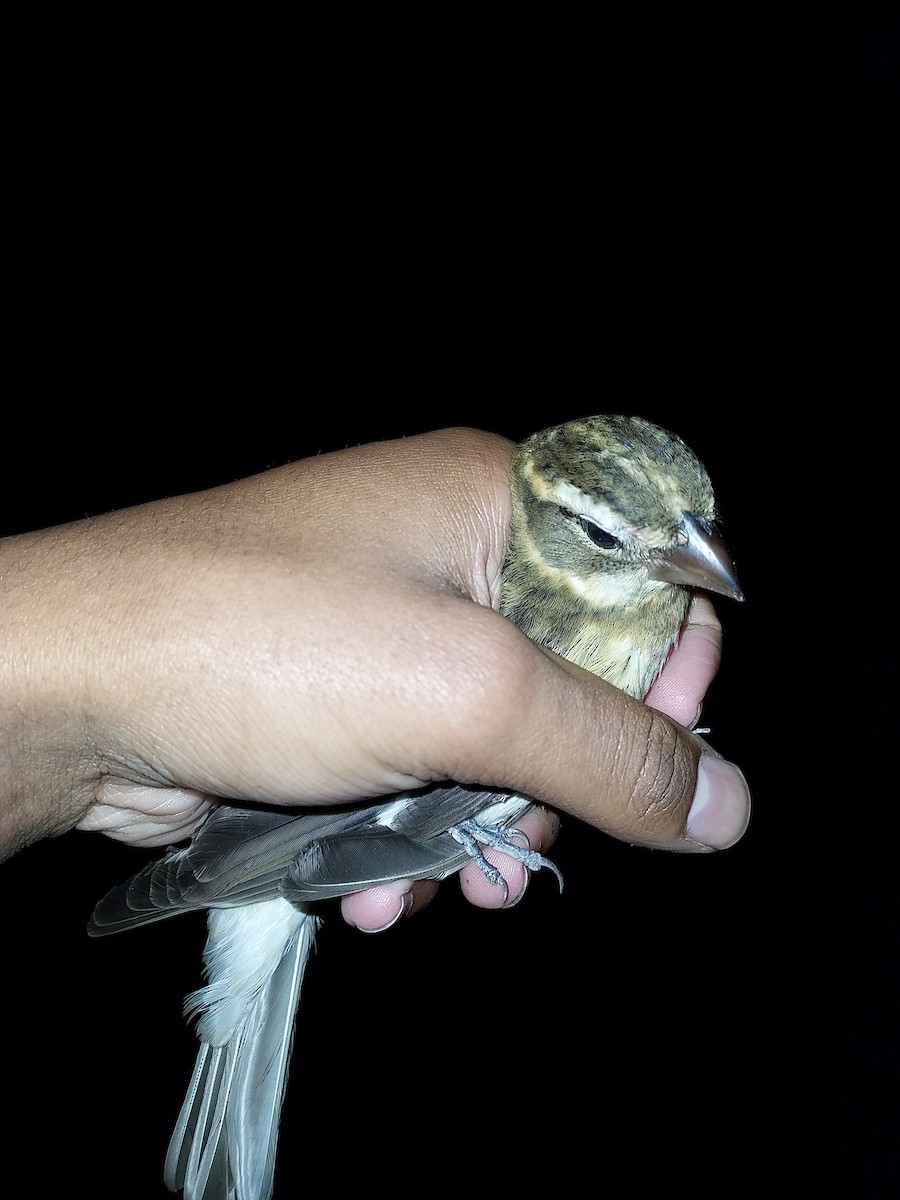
(647, 513, 744, 601)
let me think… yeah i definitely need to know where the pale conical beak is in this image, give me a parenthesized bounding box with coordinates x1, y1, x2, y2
(647, 513, 744, 601)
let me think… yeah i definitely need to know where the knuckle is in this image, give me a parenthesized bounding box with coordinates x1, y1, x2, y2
(622, 707, 696, 835)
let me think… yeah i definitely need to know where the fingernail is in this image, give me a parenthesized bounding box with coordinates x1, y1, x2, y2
(687, 755, 751, 849)
(359, 891, 414, 934)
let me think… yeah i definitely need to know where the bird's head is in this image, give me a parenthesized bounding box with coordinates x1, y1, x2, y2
(507, 414, 743, 614)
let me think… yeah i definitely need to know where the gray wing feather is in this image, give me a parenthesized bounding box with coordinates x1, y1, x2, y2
(283, 830, 471, 901)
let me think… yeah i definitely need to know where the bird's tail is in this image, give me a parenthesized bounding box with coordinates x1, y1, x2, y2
(164, 901, 318, 1200)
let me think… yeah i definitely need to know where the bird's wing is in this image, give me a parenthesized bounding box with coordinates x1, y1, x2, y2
(88, 783, 528, 930)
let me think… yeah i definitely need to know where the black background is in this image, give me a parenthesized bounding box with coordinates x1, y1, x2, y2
(2, 11, 893, 1198)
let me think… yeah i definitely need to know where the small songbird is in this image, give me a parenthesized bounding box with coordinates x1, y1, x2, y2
(88, 415, 742, 1200)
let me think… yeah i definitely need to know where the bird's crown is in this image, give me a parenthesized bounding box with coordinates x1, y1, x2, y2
(517, 414, 715, 547)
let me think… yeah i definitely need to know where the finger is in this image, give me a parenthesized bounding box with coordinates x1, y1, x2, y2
(644, 594, 723, 727)
(340, 879, 439, 932)
(75, 783, 214, 847)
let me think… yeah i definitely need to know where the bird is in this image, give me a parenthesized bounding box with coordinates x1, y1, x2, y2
(87, 414, 743, 1200)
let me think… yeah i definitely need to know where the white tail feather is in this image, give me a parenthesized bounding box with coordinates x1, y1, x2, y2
(164, 901, 318, 1200)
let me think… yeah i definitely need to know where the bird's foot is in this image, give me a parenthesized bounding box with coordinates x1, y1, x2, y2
(448, 821, 564, 895)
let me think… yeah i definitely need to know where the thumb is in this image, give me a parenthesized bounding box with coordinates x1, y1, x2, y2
(454, 618, 751, 854)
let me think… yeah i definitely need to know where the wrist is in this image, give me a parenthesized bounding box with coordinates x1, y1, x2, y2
(0, 527, 99, 859)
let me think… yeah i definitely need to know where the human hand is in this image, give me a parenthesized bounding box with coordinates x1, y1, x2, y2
(0, 428, 749, 929)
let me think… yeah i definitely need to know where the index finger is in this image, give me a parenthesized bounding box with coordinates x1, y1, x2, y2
(643, 594, 723, 728)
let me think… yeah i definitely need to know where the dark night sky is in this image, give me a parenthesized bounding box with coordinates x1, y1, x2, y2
(2, 12, 893, 1198)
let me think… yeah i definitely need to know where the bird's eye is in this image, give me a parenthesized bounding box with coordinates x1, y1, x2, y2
(578, 516, 620, 550)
